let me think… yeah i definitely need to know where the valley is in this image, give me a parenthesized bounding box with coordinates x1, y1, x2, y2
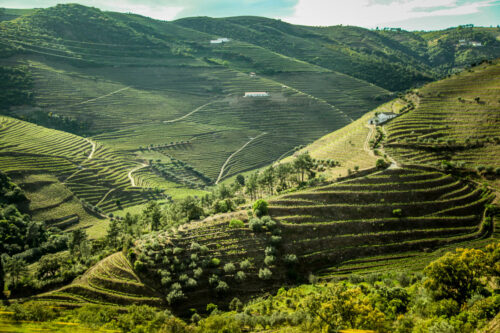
(0, 3, 499, 333)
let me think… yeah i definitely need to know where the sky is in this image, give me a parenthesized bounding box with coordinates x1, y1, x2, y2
(1, 0, 499, 30)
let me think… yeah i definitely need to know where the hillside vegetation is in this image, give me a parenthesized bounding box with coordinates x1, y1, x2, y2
(385, 60, 500, 175)
(0, 4, 394, 187)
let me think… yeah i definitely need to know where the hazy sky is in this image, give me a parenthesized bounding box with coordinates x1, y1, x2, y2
(2, 0, 499, 30)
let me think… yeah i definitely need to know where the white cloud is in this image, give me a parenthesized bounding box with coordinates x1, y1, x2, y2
(281, 0, 497, 27)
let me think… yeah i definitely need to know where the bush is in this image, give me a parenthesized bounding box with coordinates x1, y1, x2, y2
(376, 159, 388, 169)
(210, 258, 220, 267)
(170, 282, 182, 291)
(240, 259, 252, 270)
(215, 281, 229, 294)
(178, 274, 189, 283)
(271, 236, 282, 245)
(265, 246, 276, 256)
(209, 274, 219, 286)
(186, 278, 197, 289)
(235, 271, 246, 282)
(284, 254, 298, 266)
(166, 289, 185, 305)
(223, 263, 236, 274)
(229, 297, 243, 312)
(229, 219, 245, 228)
(259, 268, 272, 280)
(264, 255, 276, 266)
(392, 208, 403, 217)
(253, 199, 268, 216)
(249, 217, 264, 232)
(193, 267, 203, 279)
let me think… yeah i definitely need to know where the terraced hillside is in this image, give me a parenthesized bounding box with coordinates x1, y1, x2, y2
(39, 165, 494, 311)
(3, 4, 500, 185)
(385, 60, 500, 172)
(0, 116, 161, 236)
(35, 252, 163, 307)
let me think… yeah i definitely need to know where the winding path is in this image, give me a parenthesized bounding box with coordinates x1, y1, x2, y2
(95, 188, 116, 207)
(72, 86, 131, 107)
(128, 163, 148, 187)
(163, 101, 214, 124)
(85, 138, 96, 160)
(363, 124, 376, 157)
(215, 132, 267, 184)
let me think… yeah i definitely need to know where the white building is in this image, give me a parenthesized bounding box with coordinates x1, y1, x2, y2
(471, 41, 482, 47)
(368, 112, 398, 125)
(244, 92, 269, 97)
(210, 38, 230, 44)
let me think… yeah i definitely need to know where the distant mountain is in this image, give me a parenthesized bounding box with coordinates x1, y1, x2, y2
(1, 4, 499, 91)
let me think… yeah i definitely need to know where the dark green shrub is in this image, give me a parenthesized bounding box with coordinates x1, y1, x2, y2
(249, 217, 264, 232)
(253, 199, 268, 216)
(376, 159, 388, 169)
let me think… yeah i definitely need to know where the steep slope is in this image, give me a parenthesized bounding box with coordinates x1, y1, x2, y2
(37, 166, 494, 311)
(0, 115, 165, 236)
(385, 60, 500, 172)
(0, 4, 390, 184)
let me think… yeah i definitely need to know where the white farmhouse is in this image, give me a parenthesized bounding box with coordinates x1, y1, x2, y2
(368, 112, 398, 125)
(210, 38, 230, 44)
(244, 92, 270, 97)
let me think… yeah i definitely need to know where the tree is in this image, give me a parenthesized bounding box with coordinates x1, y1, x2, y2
(235, 174, 245, 186)
(245, 173, 258, 200)
(252, 199, 268, 217)
(178, 196, 204, 221)
(106, 218, 121, 248)
(294, 153, 313, 182)
(259, 166, 276, 194)
(4, 256, 28, 286)
(36, 253, 64, 280)
(68, 229, 87, 256)
(276, 163, 292, 189)
(424, 247, 486, 304)
(304, 284, 386, 331)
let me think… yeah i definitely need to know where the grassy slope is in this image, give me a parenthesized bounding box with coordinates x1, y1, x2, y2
(0, 115, 171, 237)
(0, 4, 389, 185)
(39, 165, 495, 311)
(385, 60, 500, 170)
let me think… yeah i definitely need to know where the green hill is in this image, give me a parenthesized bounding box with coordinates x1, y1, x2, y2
(36, 165, 495, 312)
(385, 60, 500, 178)
(31, 53, 500, 313)
(0, 4, 393, 186)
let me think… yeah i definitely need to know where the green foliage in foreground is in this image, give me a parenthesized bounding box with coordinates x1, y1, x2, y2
(2, 241, 498, 332)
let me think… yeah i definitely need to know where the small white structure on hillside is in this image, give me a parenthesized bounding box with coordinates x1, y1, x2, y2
(244, 92, 269, 97)
(210, 38, 230, 44)
(471, 41, 482, 47)
(368, 112, 398, 125)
